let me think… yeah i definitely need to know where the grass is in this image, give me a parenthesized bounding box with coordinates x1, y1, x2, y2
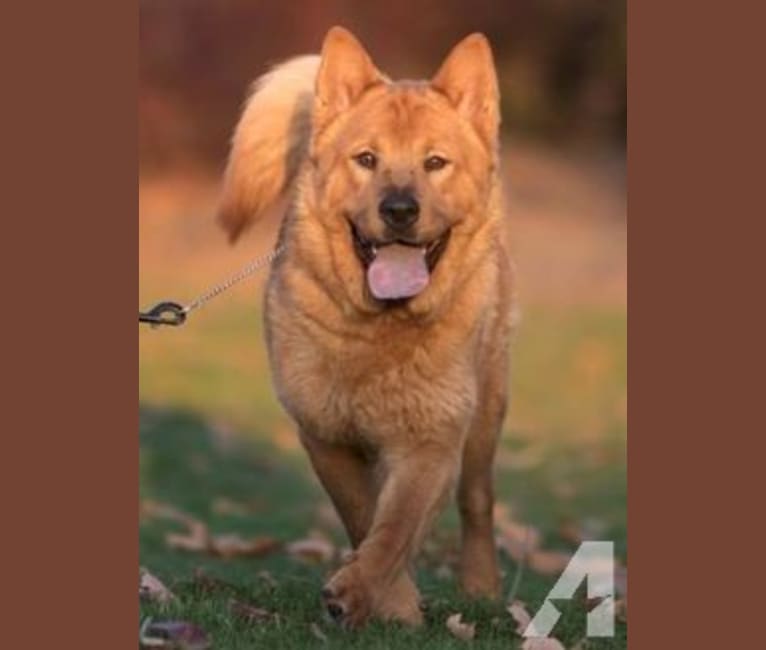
(139, 300, 627, 649)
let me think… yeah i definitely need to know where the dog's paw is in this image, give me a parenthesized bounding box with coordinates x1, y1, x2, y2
(375, 571, 424, 626)
(459, 568, 501, 600)
(321, 562, 373, 629)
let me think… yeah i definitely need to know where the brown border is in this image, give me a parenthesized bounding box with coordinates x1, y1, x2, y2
(4, 2, 137, 648)
(628, 1, 760, 647)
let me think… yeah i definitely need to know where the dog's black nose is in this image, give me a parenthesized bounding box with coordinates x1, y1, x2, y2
(379, 189, 419, 230)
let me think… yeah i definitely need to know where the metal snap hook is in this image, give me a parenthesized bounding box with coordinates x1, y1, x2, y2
(138, 301, 187, 327)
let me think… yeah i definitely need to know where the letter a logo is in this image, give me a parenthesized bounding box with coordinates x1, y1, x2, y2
(524, 541, 615, 638)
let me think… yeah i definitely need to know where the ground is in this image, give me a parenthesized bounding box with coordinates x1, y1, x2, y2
(139, 141, 626, 649)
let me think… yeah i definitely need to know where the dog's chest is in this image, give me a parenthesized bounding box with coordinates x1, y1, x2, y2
(268, 318, 477, 446)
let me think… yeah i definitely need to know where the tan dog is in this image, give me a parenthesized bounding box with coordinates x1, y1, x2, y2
(218, 26, 514, 628)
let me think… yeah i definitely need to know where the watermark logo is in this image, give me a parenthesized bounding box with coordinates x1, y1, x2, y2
(523, 541, 615, 638)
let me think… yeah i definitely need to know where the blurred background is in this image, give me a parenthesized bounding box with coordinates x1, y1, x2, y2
(139, 2, 626, 646)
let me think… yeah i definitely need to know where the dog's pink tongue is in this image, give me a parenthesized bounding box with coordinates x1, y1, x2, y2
(367, 244, 429, 300)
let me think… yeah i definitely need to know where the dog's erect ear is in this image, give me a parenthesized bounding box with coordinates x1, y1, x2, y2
(314, 27, 383, 133)
(431, 33, 500, 147)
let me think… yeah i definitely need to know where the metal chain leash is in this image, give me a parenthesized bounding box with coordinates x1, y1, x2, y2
(139, 245, 284, 327)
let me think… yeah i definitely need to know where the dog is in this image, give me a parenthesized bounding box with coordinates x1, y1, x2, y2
(217, 26, 514, 628)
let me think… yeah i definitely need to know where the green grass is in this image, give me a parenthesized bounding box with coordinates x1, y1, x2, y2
(139, 305, 626, 648)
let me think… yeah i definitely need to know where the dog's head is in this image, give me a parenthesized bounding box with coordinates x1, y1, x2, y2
(309, 27, 500, 313)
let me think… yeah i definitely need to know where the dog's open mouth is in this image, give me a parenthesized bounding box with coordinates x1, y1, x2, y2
(351, 223, 451, 301)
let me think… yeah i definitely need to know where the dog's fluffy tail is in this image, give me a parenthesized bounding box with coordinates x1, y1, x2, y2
(217, 55, 319, 242)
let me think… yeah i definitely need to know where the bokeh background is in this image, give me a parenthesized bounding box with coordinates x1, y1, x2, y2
(139, 2, 626, 647)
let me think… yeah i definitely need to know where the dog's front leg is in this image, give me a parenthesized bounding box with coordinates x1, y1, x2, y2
(321, 441, 460, 627)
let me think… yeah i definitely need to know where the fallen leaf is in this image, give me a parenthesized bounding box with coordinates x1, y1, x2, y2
(551, 480, 577, 500)
(209, 534, 281, 558)
(615, 597, 627, 623)
(419, 529, 461, 569)
(139, 619, 210, 650)
(229, 598, 277, 624)
(166, 520, 210, 553)
(141, 500, 202, 530)
(191, 568, 240, 595)
(494, 503, 541, 561)
(140, 568, 175, 604)
(257, 570, 278, 590)
(212, 497, 252, 516)
(286, 537, 335, 564)
(141, 500, 210, 552)
(528, 550, 573, 576)
(310, 622, 328, 642)
(558, 518, 608, 545)
(521, 638, 566, 650)
(507, 600, 531, 635)
(143, 499, 283, 558)
(446, 613, 476, 641)
(435, 564, 453, 580)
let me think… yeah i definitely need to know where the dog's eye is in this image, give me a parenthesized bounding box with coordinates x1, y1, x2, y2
(424, 155, 449, 172)
(354, 151, 377, 170)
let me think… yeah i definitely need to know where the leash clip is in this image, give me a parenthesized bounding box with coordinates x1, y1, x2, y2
(139, 301, 187, 327)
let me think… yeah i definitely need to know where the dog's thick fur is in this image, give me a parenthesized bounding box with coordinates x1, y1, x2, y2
(218, 27, 515, 627)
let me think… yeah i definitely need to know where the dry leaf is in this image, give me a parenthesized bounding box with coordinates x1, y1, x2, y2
(191, 568, 240, 595)
(140, 568, 176, 604)
(166, 520, 210, 552)
(141, 500, 202, 529)
(521, 638, 566, 650)
(286, 537, 335, 564)
(507, 600, 531, 635)
(209, 534, 281, 558)
(309, 622, 328, 642)
(212, 497, 252, 516)
(446, 613, 476, 641)
(494, 503, 541, 561)
(257, 570, 278, 590)
(139, 619, 210, 650)
(435, 564, 454, 580)
(528, 550, 573, 576)
(229, 598, 277, 624)
(615, 597, 627, 623)
(551, 480, 577, 500)
(141, 499, 212, 553)
(143, 499, 282, 558)
(558, 518, 608, 545)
